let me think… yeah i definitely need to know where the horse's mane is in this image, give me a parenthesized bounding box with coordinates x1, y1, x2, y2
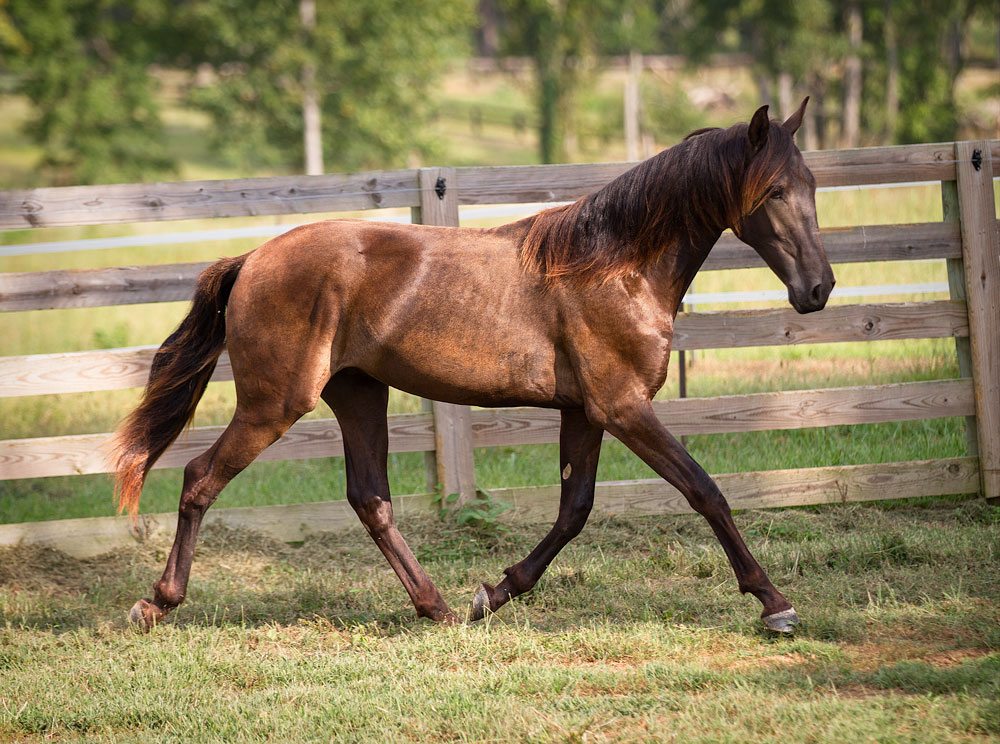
(518, 119, 799, 285)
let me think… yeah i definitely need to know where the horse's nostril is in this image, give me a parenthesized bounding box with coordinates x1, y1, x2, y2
(809, 283, 825, 304)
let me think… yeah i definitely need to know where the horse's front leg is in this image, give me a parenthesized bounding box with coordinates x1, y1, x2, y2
(592, 398, 798, 632)
(470, 408, 603, 620)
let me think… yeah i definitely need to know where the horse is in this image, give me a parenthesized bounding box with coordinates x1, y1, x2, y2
(113, 99, 834, 633)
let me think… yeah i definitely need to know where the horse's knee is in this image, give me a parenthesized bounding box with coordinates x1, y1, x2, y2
(348, 491, 394, 534)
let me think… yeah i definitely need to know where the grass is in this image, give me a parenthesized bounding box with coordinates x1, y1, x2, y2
(1, 500, 998, 742)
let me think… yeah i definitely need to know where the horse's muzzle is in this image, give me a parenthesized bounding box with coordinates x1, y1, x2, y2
(789, 277, 835, 314)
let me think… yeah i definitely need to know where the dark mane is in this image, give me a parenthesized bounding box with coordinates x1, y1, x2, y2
(519, 119, 799, 285)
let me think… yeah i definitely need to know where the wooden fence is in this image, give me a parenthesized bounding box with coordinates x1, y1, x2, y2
(1, 140, 998, 557)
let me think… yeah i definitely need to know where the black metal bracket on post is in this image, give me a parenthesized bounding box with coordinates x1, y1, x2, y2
(434, 176, 447, 200)
(971, 149, 982, 172)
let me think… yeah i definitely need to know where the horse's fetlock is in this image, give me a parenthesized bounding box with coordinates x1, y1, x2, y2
(503, 564, 535, 595)
(153, 580, 184, 610)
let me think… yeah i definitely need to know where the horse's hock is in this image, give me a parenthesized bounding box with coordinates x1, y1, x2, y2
(0, 140, 998, 561)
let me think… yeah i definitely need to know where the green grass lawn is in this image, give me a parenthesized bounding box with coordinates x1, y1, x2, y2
(1, 500, 997, 742)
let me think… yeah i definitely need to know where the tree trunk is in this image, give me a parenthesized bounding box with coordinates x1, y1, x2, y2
(538, 63, 563, 163)
(884, 0, 898, 144)
(814, 79, 828, 150)
(624, 49, 641, 161)
(841, 2, 862, 148)
(300, 0, 323, 175)
(476, 0, 500, 57)
(777, 71, 794, 120)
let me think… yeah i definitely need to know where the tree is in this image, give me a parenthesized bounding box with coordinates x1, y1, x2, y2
(682, 0, 838, 148)
(864, 0, 984, 144)
(3, 0, 176, 185)
(498, 0, 607, 163)
(179, 0, 473, 174)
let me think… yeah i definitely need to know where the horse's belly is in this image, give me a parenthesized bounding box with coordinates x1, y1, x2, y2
(361, 334, 570, 408)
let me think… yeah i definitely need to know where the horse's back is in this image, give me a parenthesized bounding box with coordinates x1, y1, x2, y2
(224, 219, 575, 408)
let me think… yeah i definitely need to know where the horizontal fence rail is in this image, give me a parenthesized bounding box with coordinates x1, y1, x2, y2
(0, 221, 973, 312)
(1, 142, 998, 230)
(0, 457, 980, 558)
(1, 139, 998, 557)
(0, 379, 976, 480)
(0, 302, 970, 398)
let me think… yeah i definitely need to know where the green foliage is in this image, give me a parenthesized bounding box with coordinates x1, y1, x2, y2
(498, 0, 612, 163)
(1, 0, 472, 183)
(886, 0, 971, 143)
(434, 488, 514, 535)
(3, 0, 177, 185)
(180, 0, 474, 173)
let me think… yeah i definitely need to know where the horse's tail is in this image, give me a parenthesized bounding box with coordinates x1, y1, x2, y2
(110, 253, 249, 518)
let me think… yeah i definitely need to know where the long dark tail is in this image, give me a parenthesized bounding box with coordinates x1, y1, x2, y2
(110, 253, 249, 518)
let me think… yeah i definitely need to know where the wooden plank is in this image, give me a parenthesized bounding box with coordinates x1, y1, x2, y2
(411, 167, 477, 505)
(0, 142, 996, 231)
(0, 347, 234, 397)
(0, 302, 969, 397)
(704, 221, 963, 271)
(452, 141, 999, 205)
(412, 166, 460, 228)
(0, 170, 421, 229)
(0, 457, 977, 557)
(652, 378, 974, 434)
(456, 162, 631, 205)
(0, 262, 210, 312)
(954, 141, 1000, 501)
(0, 413, 434, 480)
(1, 221, 970, 313)
(941, 179, 978, 458)
(672, 300, 968, 350)
(494, 457, 980, 523)
(1, 379, 973, 476)
(468, 379, 975, 446)
(431, 401, 477, 501)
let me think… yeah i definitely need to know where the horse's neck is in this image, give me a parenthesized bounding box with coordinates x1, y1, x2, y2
(644, 225, 721, 316)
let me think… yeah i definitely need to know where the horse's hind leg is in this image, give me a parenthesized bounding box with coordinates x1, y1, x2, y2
(129, 404, 306, 629)
(471, 409, 604, 620)
(322, 370, 457, 623)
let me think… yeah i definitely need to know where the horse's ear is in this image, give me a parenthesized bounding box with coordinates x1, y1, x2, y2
(782, 97, 809, 135)
(748, 104, 770, 154)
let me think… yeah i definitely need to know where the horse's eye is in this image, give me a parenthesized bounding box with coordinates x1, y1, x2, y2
(770, 186, 785, 200)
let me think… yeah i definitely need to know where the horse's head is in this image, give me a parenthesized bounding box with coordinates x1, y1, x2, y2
(735, 99, 835, 314)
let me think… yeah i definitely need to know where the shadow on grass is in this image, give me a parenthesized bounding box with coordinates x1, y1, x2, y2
(2, 503, 999, 648)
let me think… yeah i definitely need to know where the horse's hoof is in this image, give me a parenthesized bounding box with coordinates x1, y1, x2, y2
(128, 598, 163, 631)
(762, 607, 799, 633)
(470, 583, 493, 622)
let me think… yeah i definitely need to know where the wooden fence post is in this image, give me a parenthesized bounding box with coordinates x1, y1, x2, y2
(953, 141, 1000, 502)
(410, 167, 478, 504)
(941, 179, 979, 457)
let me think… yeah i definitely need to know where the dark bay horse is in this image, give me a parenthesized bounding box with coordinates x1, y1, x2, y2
(113, 100, 834, 633)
